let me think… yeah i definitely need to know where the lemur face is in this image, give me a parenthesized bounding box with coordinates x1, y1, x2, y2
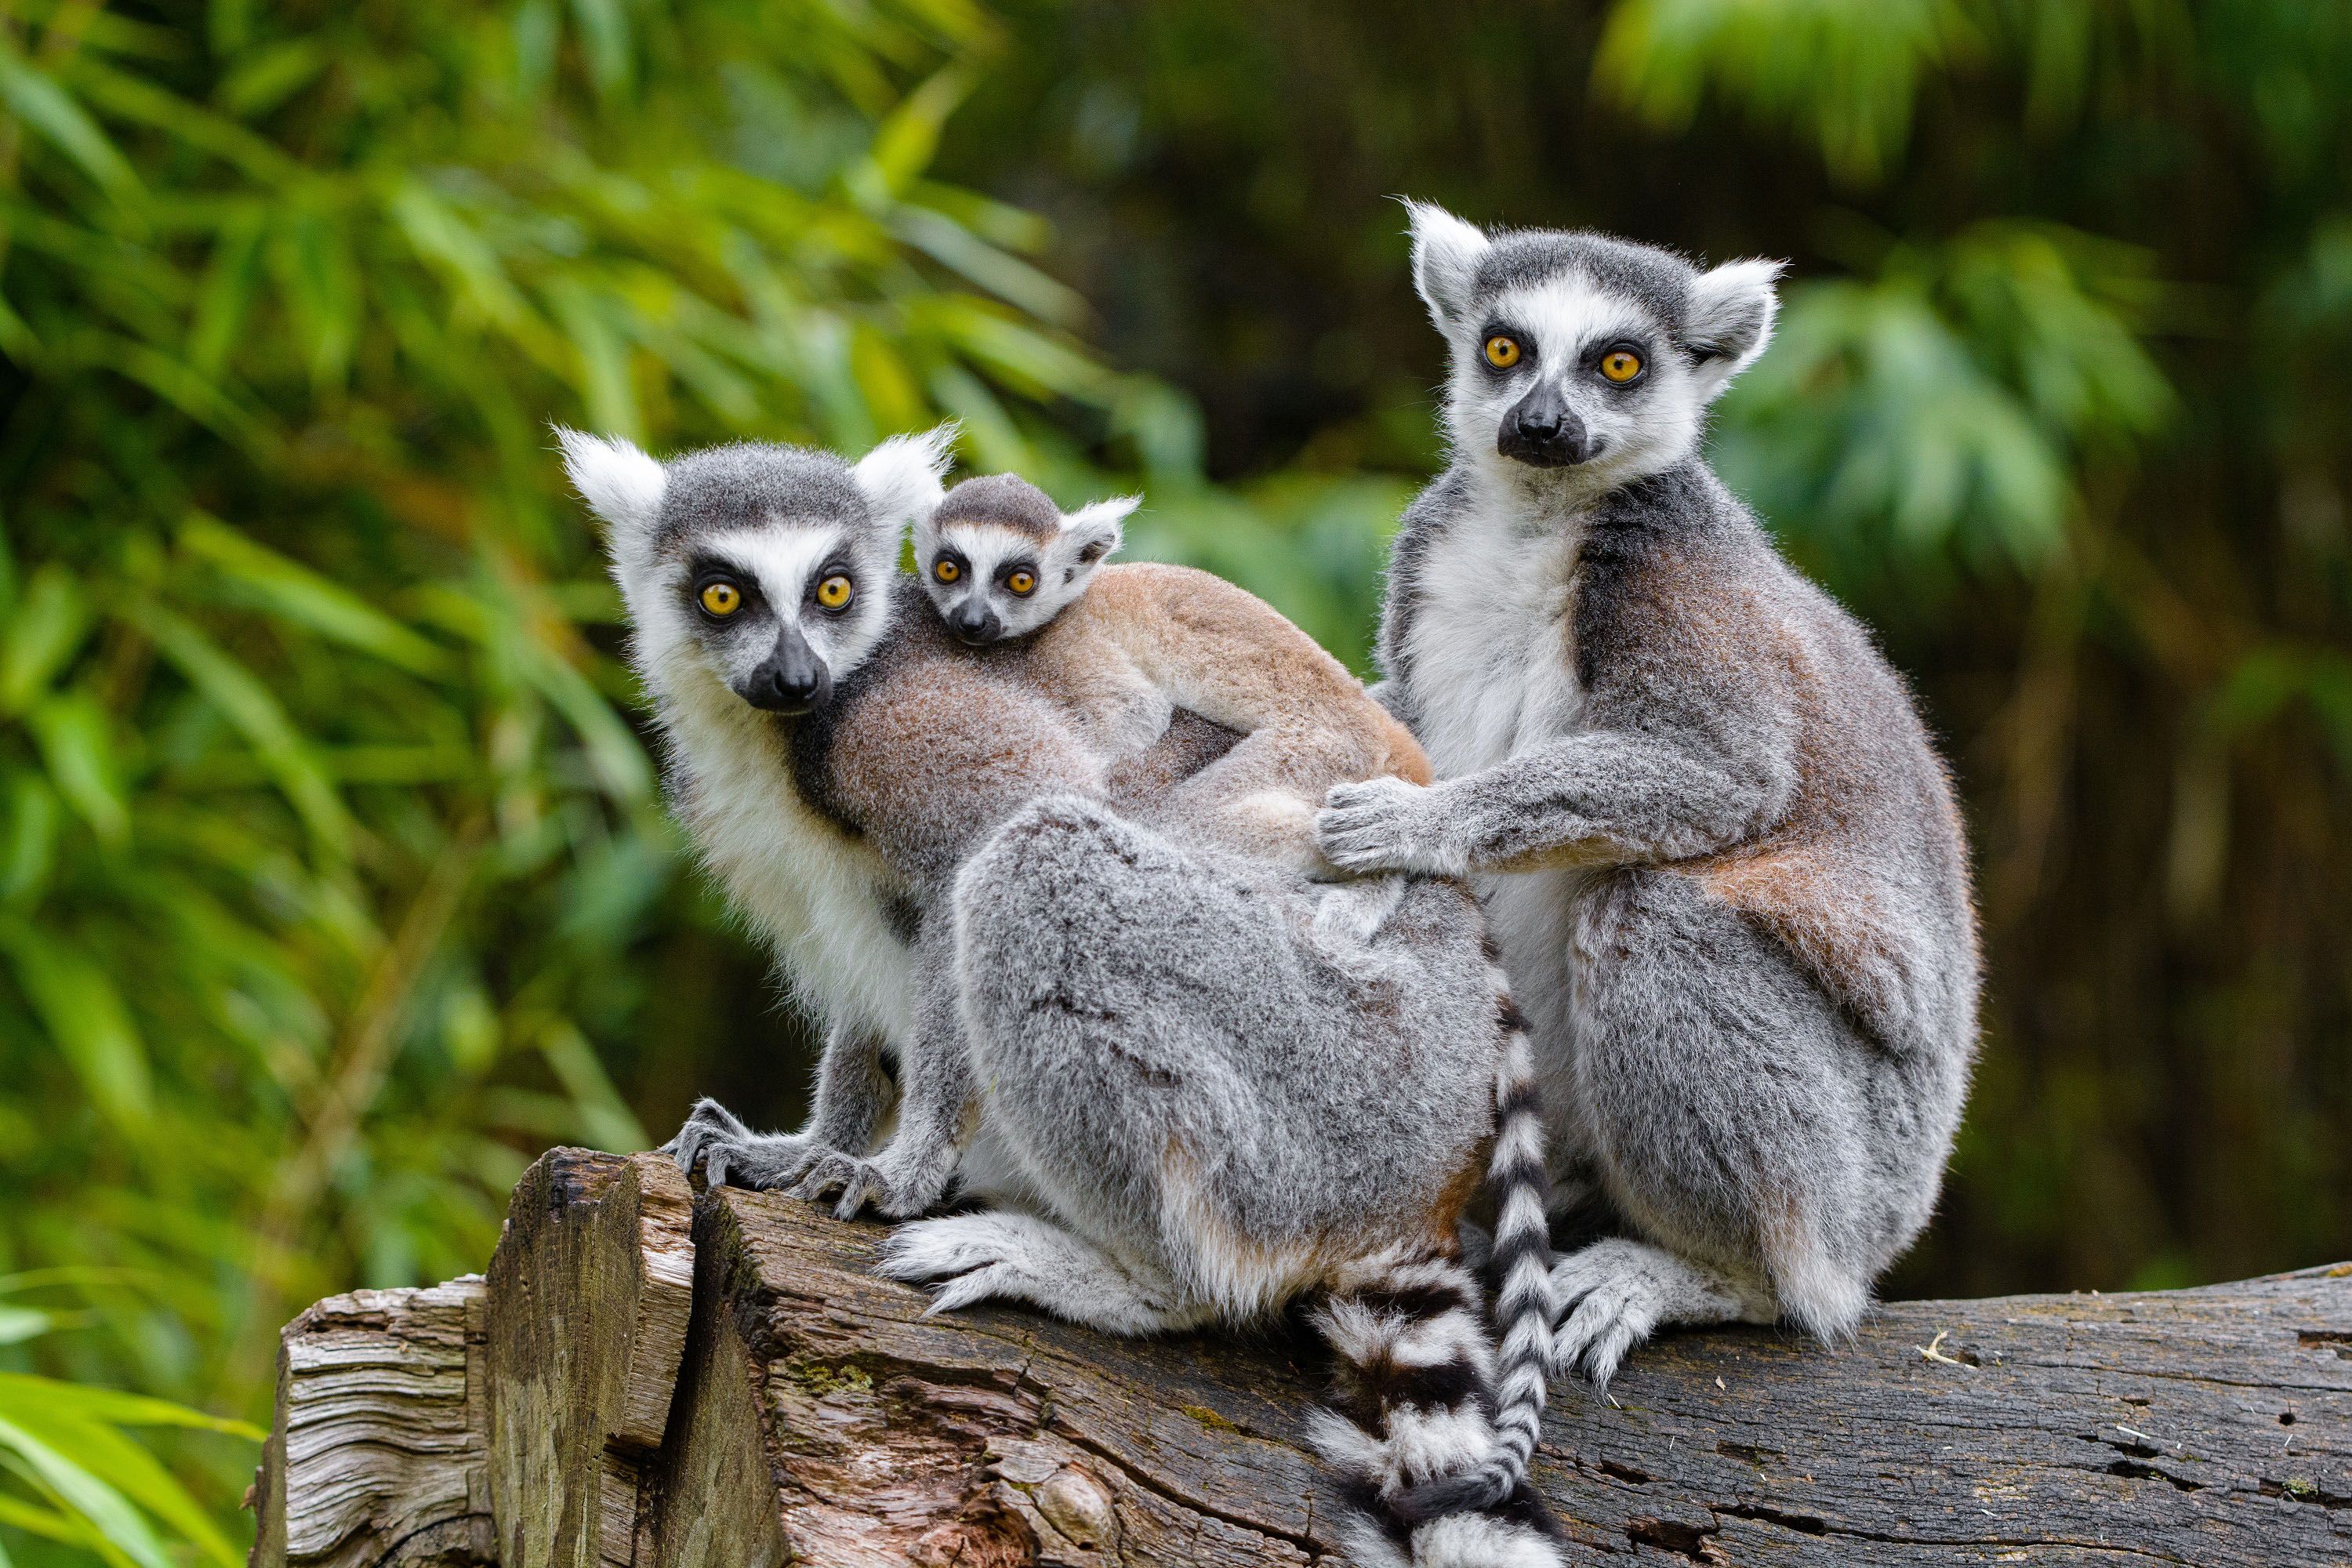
(913, 474, 1134, 645)
(561, 426, 955, 715)
(1404, 202, 1784, 502)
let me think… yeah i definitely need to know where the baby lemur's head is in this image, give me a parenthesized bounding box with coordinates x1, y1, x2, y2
(560, 425, 953, 716)
(1404, 201, 1785, 500)
(914, 474, 1136, 645)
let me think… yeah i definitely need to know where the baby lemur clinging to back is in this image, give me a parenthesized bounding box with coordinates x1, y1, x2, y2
(913, 470, 1429, 873)
(566, 431, 1566, 1563)
(1319, 205, 1981, 1385)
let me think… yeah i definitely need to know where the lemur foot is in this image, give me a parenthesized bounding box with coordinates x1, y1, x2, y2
(1314, 777, 1463, 877)
(1549, 1238, 1758, 1388)
(877, 1213, 1196, 1336)
(666, 1098, 825, 1191)
(787, 1150, 937, 1221)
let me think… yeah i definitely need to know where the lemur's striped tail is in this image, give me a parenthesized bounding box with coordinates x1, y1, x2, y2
(1304, 990, 1564, 1566)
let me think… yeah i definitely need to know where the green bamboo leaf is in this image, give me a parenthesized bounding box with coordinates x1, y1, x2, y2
(0, 1393, 243, 1566)
(0, 1377, 261, 1439)
(0, 915, 153, 1128)
(0, 1410, 166, 1568)
(187, 204, 267, 378)
(25, 693, 128, 844)
(0, 50, 140, 199)
(0, 565, 93, 717)
(866, 65, 973, 194)
(0, 775, 60, 904)
(569, 0, 634, 99)
(0, 1308, 53, 1347)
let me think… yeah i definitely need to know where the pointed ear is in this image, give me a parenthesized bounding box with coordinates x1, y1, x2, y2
(853, 423, 957, 531)
(1685, 259, 1786, 401)
(556, 426, 666, 548)
(1403, 200, 1491, 333)
(1060, 495, 1136, 567)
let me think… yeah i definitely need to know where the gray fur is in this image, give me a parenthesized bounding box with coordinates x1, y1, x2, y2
(1327, 209, 1980, 1385)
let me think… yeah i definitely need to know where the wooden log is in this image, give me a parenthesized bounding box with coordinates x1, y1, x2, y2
(254, 1149, 2352, 1566)
(481, 1149, 695, 1568)
(248, 1279, 495, 1568)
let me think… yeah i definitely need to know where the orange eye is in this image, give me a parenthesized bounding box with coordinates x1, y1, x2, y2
(1006, 569, 1037, 597)
(933, 559, 960, 584)
(815, 575, 853, 610)
(1483, 335, 1522, 368)
(699, 581, 741, 617)
(1599, 350, 1642, 383)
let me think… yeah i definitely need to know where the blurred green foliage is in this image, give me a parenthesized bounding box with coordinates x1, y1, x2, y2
(2, 0, 2349, 1556)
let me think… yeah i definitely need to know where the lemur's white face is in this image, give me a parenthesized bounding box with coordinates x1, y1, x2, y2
(1444, 278, 1705, 501)
(561, 426, 953, 714)
(916, 498, 1133, 645)
(1406, 202, 1783, 508)
(655, 521, 892, 715)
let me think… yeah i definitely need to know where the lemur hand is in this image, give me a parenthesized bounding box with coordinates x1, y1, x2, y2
(668, 1098, 826, 1191)
(1316, 777, 1465, 877)
(788, 1149, 943, 1222)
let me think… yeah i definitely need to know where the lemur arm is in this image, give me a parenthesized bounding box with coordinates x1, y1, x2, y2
(1319, 568, 1805, 877)
(1319, 726, 1793, 877)
(662, 1018, 895, 1192)
(800, 1020, 895, 1152)
(787, 930, 975, 1221)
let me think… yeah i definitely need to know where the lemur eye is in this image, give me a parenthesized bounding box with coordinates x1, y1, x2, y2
(933, 559, 960, 584)
(699, 581, 742, 618)
(815, 575, 854, 611)
(1483, 335, 1523, 369)
(1599, 350, 1642, 383)
(1006, 569, 1037, 597)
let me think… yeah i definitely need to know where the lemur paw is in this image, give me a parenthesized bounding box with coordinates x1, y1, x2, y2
(1315, 777, 1462, 877)
(1549, 1239, 1751, 1388)
(667, 1098, 823, 1191)
(787, 1151, 935, 1221)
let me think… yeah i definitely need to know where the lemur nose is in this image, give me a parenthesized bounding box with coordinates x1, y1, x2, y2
(949, 604, 1002, 644)
(739, 631, 830, 713)
(1499, 386, 1592, 468)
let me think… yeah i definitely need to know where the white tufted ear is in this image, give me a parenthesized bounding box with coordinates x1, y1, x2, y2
(852, 423, 958, 530)
(556, 426, 667, 550)
(1685, 259, 1786, 401)
(1403, 200, 1492, 333)
(1060, 495, 1136, 567)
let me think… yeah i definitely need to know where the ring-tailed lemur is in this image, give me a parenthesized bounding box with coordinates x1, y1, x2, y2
(1317, 205, 1981, 1387)
(561, 432, 1566, 1562)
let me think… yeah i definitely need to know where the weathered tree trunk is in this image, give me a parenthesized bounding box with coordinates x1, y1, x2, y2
(252, 1149, 2352, 1566)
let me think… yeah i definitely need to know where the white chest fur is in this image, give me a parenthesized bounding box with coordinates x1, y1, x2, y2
(656, 668, 919, 1043)
(1403, 492, 1587, 780)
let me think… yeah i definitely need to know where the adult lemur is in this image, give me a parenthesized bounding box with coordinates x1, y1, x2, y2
(1318, 205, 1980, 1386)
(562, 431, 1566, 1565)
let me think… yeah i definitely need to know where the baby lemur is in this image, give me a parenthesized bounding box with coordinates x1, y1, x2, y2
(564, 430, 1566, 1564)
(1319, 205, 1981, 1386)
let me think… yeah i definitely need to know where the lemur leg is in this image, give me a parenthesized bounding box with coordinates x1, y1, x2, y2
(877, 1211, 1207, 1336)
(667, 1018, 894, 1190)
(1552, 868, 1875, 1382)
(792, 928, 974, 1221)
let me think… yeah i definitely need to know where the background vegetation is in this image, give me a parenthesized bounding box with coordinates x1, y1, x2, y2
(0, 0, 2345, 1556)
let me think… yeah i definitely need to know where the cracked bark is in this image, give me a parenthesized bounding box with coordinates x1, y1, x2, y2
(252, 1148, 2352, 1566)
